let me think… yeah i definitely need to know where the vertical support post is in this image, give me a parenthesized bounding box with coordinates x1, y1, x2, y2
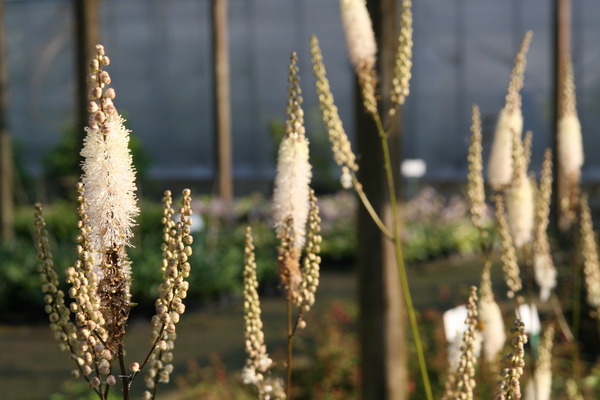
(74, 0, 99, 143)
(212, 0, 233, 201)
(553, 0, 571, 231)
(357, 0, 407, 398)
(0, 0, 14, 240)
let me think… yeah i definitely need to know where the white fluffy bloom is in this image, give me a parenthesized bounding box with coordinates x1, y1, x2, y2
(478, 298, 506, 363)
(80, 116, 139, 253)
(525, 369, 552, 400)
(506, 177, 534, 247)
(557, 113, 584, 176)
(534, 250, 557, 302)
(487, 107, 523, 189)
(340, 0, 377, 70)
(272, 135, 312, 249)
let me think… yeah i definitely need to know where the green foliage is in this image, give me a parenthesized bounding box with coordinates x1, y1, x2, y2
(176, 355, 256, 400)
(296, 302, 360, 399)
(50, 381, 121, 400)
(1, 188, 482, 318)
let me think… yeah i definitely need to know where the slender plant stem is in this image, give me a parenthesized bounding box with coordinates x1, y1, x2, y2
(351, 173, 393, 239)
(286, 294, 293, 399)
(373, 114, 434, 400)
(118, 344, 130, 400)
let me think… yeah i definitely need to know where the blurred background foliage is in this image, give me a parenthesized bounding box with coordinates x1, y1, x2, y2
(0, 187, 482, 322)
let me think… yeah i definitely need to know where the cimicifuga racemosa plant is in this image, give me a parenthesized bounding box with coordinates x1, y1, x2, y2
(242, 52, 322, 400)
(557, 57, 584, 230)
(487, 31, 532, 190)
(579, 194, 600, 315)
(505, 128, 534, 248)
(494, 194, 522, 299)
(34, 45, 194, 400)
(525, 325, 554, 400)
(312, 1, 433, 397)
(478, 261, 506, 364)
(533, 150, 557, 302)
(495, 319, 528, 400)
(441, 286, 481, 400)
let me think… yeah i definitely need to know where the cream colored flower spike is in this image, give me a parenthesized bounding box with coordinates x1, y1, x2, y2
(340, 0, 377, 71)
(558, 113, 584, 178)
(80, 45, 139, 255)
(487, 31, 532, 190)
(487, 107, 523, 189)
(273, 53, 312, 249)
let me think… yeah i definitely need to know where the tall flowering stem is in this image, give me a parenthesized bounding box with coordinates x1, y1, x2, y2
(259, 52, 321, 400)
(313, 0, 433, 395)
(35, 45, 194, 400)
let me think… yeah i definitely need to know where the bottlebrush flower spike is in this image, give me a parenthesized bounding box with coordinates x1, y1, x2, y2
(79, 44, 139, 350)
(487, 31, 532, 190)
(478, 261, 506, 363)
(272, 52, 312, 250)
(80, 45, 139, 255)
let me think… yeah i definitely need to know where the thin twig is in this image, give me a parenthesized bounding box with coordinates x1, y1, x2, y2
(118, 344, 130, 400)
(350, 172, 393, 239)
(286, 293, 293, 399)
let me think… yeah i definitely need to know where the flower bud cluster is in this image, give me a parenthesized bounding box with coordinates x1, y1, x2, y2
(242, 227, 274, 389)
(63, 183, 114, 383)
(277, 217, 302, 303)
(391, 0, 413, 108)
(579, 195, 600, 312)
(35, 204, 77, 353)
(533, 150, 557, 302)
(505, 141, 534, 248)
(494, 195, 522, 298)
(467, 105, 486, 230)
(442, 286, 480, 400)
(295, 190, 322, 317)
(495, 319, 528, 400)
(310, 35, 358, 175)
(143, 189, 193, 393)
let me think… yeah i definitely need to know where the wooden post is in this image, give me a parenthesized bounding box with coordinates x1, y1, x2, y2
(553, 0, 571, 231)
(357, 0, 407, 398)
(0, 0, 14, 240)
(74, 0, 99, 145)
(211, 0, 233, 201)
